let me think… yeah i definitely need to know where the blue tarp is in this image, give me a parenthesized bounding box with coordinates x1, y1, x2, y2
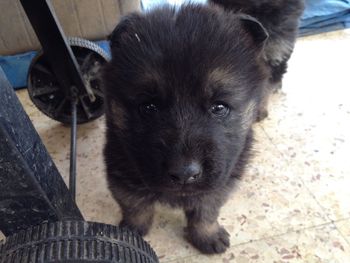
(0, 52, 36, 89)
(1, 0, 349, 89)
(300, 0, 350, 36)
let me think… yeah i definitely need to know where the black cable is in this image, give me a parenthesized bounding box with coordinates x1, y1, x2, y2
(69, 98, 78, 201)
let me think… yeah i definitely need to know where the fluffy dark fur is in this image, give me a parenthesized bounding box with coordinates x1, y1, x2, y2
(210, 0, 304, 119)
(103, 4, 269, 254)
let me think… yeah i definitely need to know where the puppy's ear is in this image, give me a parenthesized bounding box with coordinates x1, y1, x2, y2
(108, 14, 141, 49)
(238, 14, 269, 46)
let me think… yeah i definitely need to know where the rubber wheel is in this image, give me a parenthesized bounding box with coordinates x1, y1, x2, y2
(27, 37, 110, 124)
(0, 221, 158, 263)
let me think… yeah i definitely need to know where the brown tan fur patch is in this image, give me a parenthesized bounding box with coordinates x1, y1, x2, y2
(207, 68, 235, 87)
(191, 221, 220, 236)
(110, 101, 126, 129)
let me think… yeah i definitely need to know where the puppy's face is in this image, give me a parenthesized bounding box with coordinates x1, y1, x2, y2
(103, 5, 268, 195)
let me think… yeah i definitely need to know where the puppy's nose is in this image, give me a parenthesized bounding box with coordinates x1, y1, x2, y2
(169, 161, 202, 184)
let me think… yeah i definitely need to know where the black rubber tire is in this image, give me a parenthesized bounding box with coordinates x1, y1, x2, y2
(27, 37, 109, 124)
(0, 221, 158, 263)
(67, 37, 110, 63)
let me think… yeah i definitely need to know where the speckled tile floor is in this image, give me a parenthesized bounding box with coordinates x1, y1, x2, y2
(1, 29, 350, 262)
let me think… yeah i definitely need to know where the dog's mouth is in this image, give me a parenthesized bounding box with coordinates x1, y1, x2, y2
(140, 168, 226, 195)
(176, 188, 206, 196)
(155, 181, 213, 197)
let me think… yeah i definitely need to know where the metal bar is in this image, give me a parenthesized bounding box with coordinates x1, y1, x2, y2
(69, 98, 78, 200)
(19, 0, 95, 101)
(0, 68, 83, 236)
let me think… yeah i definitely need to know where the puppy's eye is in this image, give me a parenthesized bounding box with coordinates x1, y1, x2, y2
(209, 103, 230, 117)
(139, 103, 158, 115)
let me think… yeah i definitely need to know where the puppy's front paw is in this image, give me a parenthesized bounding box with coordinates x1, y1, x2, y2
(119, 219, 151, 236)
(186, 225, 230, 254)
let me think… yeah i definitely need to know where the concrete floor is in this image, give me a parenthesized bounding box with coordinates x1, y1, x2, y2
(1, 29, 350, 262)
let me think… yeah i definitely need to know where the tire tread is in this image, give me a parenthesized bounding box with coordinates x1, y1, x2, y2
(0, 221, 158, 263)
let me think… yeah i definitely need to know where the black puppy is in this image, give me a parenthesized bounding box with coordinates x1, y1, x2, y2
(210, 0, 305, 119)
(103, 4, 269, 254)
